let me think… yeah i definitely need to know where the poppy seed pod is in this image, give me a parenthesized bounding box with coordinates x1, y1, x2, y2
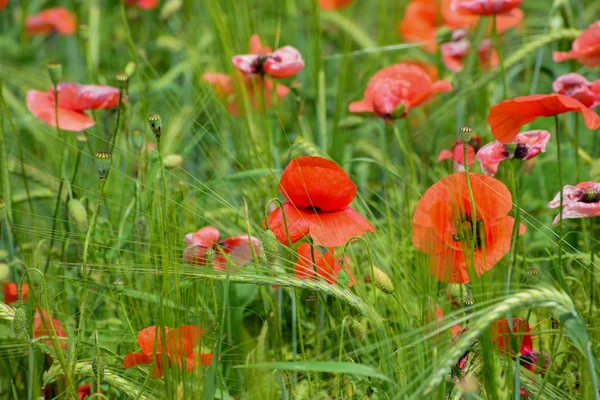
(125, 61, 136, 77)
(68, 199, 88, 231)
(261, 229, 279, 266)
(76, 133, 88, 149)
(116, 72, 129, 90)
(147, 113, 162, 138)
(93, 151, 112, 181)
(12, 307, 27, 338)
(460, 126, 474, 144)
(347, 318, 367, 341)
(47, 62, 63, 86)
(371, 267, 395, 294)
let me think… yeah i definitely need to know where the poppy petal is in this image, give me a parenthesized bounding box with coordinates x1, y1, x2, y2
(213, 235, 261, 270)
(123, 351, 153, 369)
(249, 34, 272, 54)
(52, 83, 120, 111)
(27, 90, 95, 131)
(320, 0, 352, 10)
(266, 202, 311, 245)
(263, 46, 305, 79)
(26, 7, 77, 36)
(451, 0, 523, 16)
(488, 94, 600, 143)
(232, 54, 260, 75)
(476, 141, 508, 176)
(278, 156, 357, 212)
(138, 326, 161, 355)
(306, 206, 375, 247)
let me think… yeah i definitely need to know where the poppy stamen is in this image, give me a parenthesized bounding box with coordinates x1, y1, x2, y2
(582, 187, 599, 203)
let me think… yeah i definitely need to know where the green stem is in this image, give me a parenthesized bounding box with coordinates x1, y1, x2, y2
(554, 116, 569, 292)
(589, 217, 595, 315)
(491, 16, 508, 99)
(506, 159, 521, 295)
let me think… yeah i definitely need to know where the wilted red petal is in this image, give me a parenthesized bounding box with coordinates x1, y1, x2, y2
(123, 351, 153, 369)
(451, 0, 523, 16)
(488, 94, 600, 143)
(213, 235, 261, 270)
(202, 73, 235, 99)
(183, 226, 221, 266)
(305, 206, 375, 248)
(138, 326, 161, 355)
(279, 156, 357, 212)
(27, 90, 95, 131)
(3, 283, 28, 305)
(263, 46, 305, 78)
(476, 141, 508, 176)
(320, 0, 352, 10)
(26, 7, 77, 35)
(491, 318, 532, 354)
(548, 182, 600, 223)
(553, 22, 600, 68)
(249, 34, 272, 54)
(51, 83, 120, 111)
(398, 0, 438, 53)
(125, 0, 159, 9)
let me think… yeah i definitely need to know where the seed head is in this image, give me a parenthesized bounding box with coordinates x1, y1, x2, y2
(261, 229, 279, 266)
(12, 307, 27, 338)
(147, 113, 162, 138)
(47, 62, 62, 86)
(347, 318, 367, 342)
(68, 199, 88, 232)
(527, 266, 541, 276)
(116, 72, 129, 89)
(460, 126, 473, 144)
(369, 267, 395, 294)
(93, 151, 112, 181)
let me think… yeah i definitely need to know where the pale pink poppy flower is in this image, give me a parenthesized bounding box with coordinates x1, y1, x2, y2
(183, 226, 261, 270)
(476, 130, 550, 176)
(27, 82, 120, 131)
(437, 135, 482, 171)
(548, 182, 600, 224)
(553, 73, 600, 109)
(451, 0, 523, 16)
(441, 29, 499, 72)
(232, 34, 304, 78)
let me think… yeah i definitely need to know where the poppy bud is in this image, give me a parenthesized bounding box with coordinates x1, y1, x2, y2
(130, 129, 145, 151)
(369, 267, 395, 294)
(460, 126, 474, 144)
(390, 102, 407, 119)
(116, 72, 129, 90)
(0, 198, 6, 223)
(261, 229, 279, 266)
(93, 151, 112, 181)
(347, 317, 367, 342)
(47, 62, 62, 86)
(12, 307, 27, 338)
(125, 61, 136, 77)
(435, 26, 453, 44)
(163, 154, 183, 169)
(76, 133, 88, 149)
(147, 113, 162, 138)
(68, 199, 88, 232)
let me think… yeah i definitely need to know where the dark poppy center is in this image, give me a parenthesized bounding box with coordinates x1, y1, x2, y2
(580, 187, 600, 203)
(452, 217, 484, 249)
(252, 55, 269, 75)
(512, 143, 529, 160)
(519, 352, 534, 365)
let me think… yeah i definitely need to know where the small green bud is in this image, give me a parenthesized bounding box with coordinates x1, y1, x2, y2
(163, 154, 183, 169)
(261, 230, 279, 266)
(0, 198, 6, 223)
(76, 133, 88, 149)
(125, 61, 136, 77)
(116, 72, 129, 90)
(369, 267, 395, 294)
(347, 318, 367, 342)
(390, 102, 407, 119)
(460, 126, 473, 144)
(12, 307, 27, 338)
(435, 26, 453, 44)
(93, 151, 112, 181)
(47, 62, 62, 86)
(147, 113, 162, 138)
(68, 199, 88, 232)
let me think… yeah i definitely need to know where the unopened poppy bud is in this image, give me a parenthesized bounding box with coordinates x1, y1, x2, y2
(347, 318, 367, 341)
(504, 142, 518, 158)
(163, 154, 183, 169)
(0, 198, 6, 223)
(12, 307, 27, 338)
(47, 62, 62, 86)
(116, 72, 129, 89)
(93, 151, 112, 181)
(261, 229, 279, 266)
(68, 199, 88, 232)
(76, 133, 88, 149)
(390, 102, 407, 119)
(435, 26, 453, 44)
(460, 126, 474, 143)
(369, 267, 395, 294)
(125, 61, 136, 77)
(147, 113, 162, 138)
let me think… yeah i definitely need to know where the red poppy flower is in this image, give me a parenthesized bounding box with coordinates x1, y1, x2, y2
(183, 226, 261, 271)
(266, 156, 374, 247)
(437, 135, 482, 171)
(553, 21, 600, 68)
(3, 283, 28, 305)
(125, 0, 159, 9)
(202, 72, 290, 116)
(548, 182, 600, 224)
(440, 29, 499, 72)
(123, 325, 214, 378)
(320, 0, 352, 9)
(487, 94, 600, 144)
(553, 73, 600, 109)
(78, 383, 91, 400)
(349, 63, 452, 122)
(451, 0, 523, 16)
(293, 243, 357, 287)
(27, 83, 120, 131)
(34, 309, 67, 348)
(0, 0, 8, 11)
(476, 130, 550, 176)
(412, 173, 526, 283)
(232, 34, 304, 79)
(26, 7, 77, 36)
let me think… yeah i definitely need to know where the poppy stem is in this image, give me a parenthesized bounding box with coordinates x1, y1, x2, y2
(506, 159, 521, 295)
(342, 235, 376, 309)
(589, 217, 595, 315)
(554, 115, 567, 291)
(265, 198, 292, 247)
(491, 16, 508, 99)
(462, 135, 478, 280)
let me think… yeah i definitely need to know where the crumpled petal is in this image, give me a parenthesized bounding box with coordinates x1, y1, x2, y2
(263, 46, 305, 78)
(553, 21, 600, 68)
(27, 90, 95, 131)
